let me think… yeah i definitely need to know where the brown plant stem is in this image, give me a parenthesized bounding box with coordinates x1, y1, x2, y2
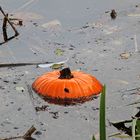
(23, 125, 36, 138)
(59, 67, 73, 79)
(2, 13, 8, 41)
(0, 6, 19, 36)
(0, 126, 36, 140)
(0, 61, 51, 68)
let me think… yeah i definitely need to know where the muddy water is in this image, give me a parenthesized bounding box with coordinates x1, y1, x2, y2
(0, 0, 140, 140)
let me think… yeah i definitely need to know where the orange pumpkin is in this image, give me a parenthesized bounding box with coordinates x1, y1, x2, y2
(32, 68, 103, 105)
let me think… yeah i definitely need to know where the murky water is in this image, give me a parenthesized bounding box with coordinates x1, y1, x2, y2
(0, 0, 140, 140)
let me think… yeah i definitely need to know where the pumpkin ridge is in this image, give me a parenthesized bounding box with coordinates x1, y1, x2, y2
(72, 77, 86, 96)
(92, 81, 103, 94)
(33, 75, 53, 86)
(48, 80, 59, 98)
(34, 77, 50, 89)
(73, 78, 86, 98)
(75, 76, 101, 96)
(34, 77, 54, 92)
(75, 76, 94, 94)
(90, 77, 103, 92)
(90, 78, 102, 94)
(63, 80, 67, 99)
(39, 79, 58, 96)
(54, 79, 66, 99)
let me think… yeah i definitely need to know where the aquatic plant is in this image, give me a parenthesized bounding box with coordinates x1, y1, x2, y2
(92, 85, 106, 140)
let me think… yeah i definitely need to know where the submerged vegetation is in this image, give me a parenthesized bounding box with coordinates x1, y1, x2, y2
(93, 85, 140, 140)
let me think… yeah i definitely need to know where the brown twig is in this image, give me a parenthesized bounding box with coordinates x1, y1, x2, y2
(23, 125, 36, 138)
(0, 126, 36, 140)
(2, 13, 8, 41)
(0, 6, 20, 45)
(0, 136, 22, 140)
(0, 6, 19, 36)
(0, 36, 18, 45)
(9, 18, 23, 26)
(0, 61, 51, 68)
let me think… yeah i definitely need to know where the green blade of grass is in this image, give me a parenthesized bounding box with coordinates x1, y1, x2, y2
(136, 119, 140, 140)
(92, 135, 96, 140)
(100, 85, 106, 140)
(132, 119, 137, 140)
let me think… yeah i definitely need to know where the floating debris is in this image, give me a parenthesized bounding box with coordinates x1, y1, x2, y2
(16, 86, 25, 92)
(38, 58, 69, 68)
(0, 62, 51, 68)
(2, 13, 8, 41)
(0, 125, 36, 140)
(41, 20, 61, 29)
(110, 9, 117, 19)
(120, 52, 131, 59)
(111, 120, 132, 136)
(49, 111, 59, 119)
(19, 19, 23, 25)
(51, 63, 64, 69)
(128, 13, 140, 17)
(35, 105, 49, 112)
(23, 125, 36, 139)
(114, 79, 129, 85)
(3, 80, 9, 83)
(9, 18, 23, 26)
(105, 11, 110, 13)
(0, 6, 19, 45)
(54, 48, 64, 56)
(134, 35, 138, 52)
(103, 26, 120, 35)
(81, 25, 89, 29)
(32, 67, 102, 105)
(34, 131, 42, 136)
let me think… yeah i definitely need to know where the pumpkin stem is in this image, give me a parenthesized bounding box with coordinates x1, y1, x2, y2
(59, 67, 73, 79)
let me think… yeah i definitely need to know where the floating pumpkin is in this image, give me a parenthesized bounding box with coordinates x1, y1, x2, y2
(32, 67, 103, 105)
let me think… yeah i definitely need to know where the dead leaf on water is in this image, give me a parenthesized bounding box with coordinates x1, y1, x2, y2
(87, 21, 103, 28)
(55, 48, 64, 56)
(128, 13, 140, 17)
(116, 79, 129, 85)
(16, 87, 25, 92)
(51, 63, 63, 69)
(103, 25, 120, 35)
(111, 79, 129, 85)
(41, 20, 61, 29)
(109, 133, 131, 138)
(120, 52, 131, 59)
